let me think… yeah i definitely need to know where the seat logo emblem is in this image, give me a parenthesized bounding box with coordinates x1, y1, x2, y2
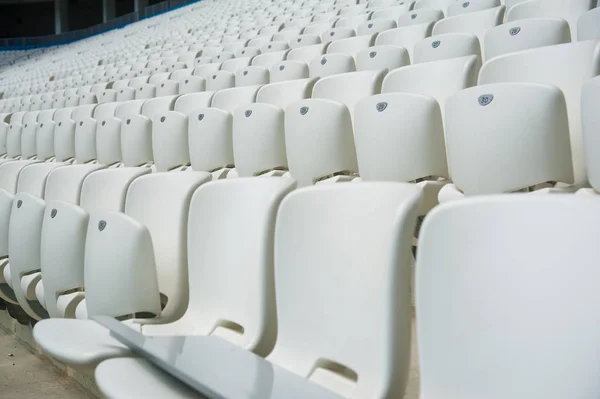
(102, 121, 106, 126)
(368, 23, 373, 28)
(51, 209, 57, 219)
(160, 116, 166, 123)
(297, 38, 301, 42)
(245, 110, 252, 118)
(462, 1, 470, 7)
(411, 14, 417, 19)
(478, 94, 494, 106)
(98, 220, 106, 231)
(279, 65, 285, 71)
(16, 200, 22, 209)
(300, 106, 309, 115)
(243, 70, 248, 75)
(369, 51, 377, 58)
(509, 27, 521, 36)
(198, 114, 204, 121)
(432, 40, 441, 48)
(376, 102, 388, 112)
(321, 58, 327, 65)
(330, 32, 335, 36)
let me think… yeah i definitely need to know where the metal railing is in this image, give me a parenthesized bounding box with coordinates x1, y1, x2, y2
(0, 0, 201, 50)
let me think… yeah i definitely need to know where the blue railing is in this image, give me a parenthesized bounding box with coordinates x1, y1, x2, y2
(0, 0, 202, 51)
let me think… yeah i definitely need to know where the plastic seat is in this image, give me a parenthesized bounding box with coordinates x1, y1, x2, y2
(34, 171, 212, 368)
(413, 0, 455, 15)
(177, 76, 206, 94)
(580, 76, 600, 196)
(261, 41, 289, 53)
(479, 40, 600, 187)
(289, 34, 321, 49)
(96, 182, 421, 399)
(355, 45, 411, 71)
(321, 27, 356, 44)
(432, 6, 505, 55)
(484, 18, 571, 61)
(235, 66, 269, 87)
(398, 8, 444, 26)
(414, 33, 481, 63)
(382, 55, 480, 121)
(355, 93, 449, 214)
(284, 70, 385, 186)
(447, 0, 500, 17)
(357, 19, 397, 36)
(506, 0, 594, 41)
(417, 194, 600, 399)
(309, 53, 356, 77)
(327, 34, 376, 57)
(251, 50, 289, 70)
(578, 7, 600, 41)
(376, 23, 435, 60)
(232, 78, 317, 177)
(206, 70, 235, 91)
(221, 57, 252, 73)
(440, 83, 574, 201)
(192, 63, 221, 78)
(269, 60, 309, 82)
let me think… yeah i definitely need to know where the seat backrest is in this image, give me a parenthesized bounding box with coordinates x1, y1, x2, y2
(251, 50, 289, 69)
(485, 18, 571, 61)
(383, 55, 479, 120)
(448, 0, 500, 17)
(269, 60, 309, 82)
(432, 6, 505, 54)
(413, 0, 455, 15)
(286, 43, 328, 64)
(146, 178, 295, 353)
(211, 85, 261, 113)
(414, 33, 481, 63)
(417, 194, 600, 399)
(479, 40, 600, 186)
(313, 69, 386, 121)
(507, 0, 594, 41)
(322, 27, 356, 45)
(53, 107, 77, 162)
(267, 182, 421, 398)
(236, 66, 269, 87)
(221, 57, 252, 73)
(156, 79, 179, 96)
(206, 70, 236, 91)
(357, 19, 397, 36)
(582, 76, 600, 192)
(356, 45, 411, 71)
(398, 8, 444, 26)
(327, 34, 376, 57)
(371, 3, 413, 20)
(310, 53, 356, 78)
(445, 82, 574, 195)
(578, 7, 600, 41)
(355, 92, 448, 182)
(84, 172, 211, 321)
(21, 111, 41, 160)
(285, 99, 358, 186)
(289, 34, 322, 49)
(375, 22, 435, 60)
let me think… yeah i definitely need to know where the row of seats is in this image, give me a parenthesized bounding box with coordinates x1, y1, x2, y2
(0, 0, 597, 398)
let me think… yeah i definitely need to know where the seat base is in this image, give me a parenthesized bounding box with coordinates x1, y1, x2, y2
(33, 319, 133, 368)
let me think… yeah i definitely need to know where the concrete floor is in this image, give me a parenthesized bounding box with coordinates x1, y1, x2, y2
(0, 324, 92, 399)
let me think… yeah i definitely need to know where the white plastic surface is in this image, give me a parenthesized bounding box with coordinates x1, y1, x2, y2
(578, 7, 600, 41)
(414, 33, 481, 63)
(376, 23, 435, 61)
(444, 83, 574, 195)
(269, 61, 309, 82)
(417, 195, 600, 399)
(484, 18, 571, 61)
(507, 0, 594, 41)
(267, 183, 421, 398)
(355, 45, 410, 71)
(284, 99, 357, 187)
(309, 53, 356, 78)
(582, 76, 600, 192)
(478, 40, 600, 186)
